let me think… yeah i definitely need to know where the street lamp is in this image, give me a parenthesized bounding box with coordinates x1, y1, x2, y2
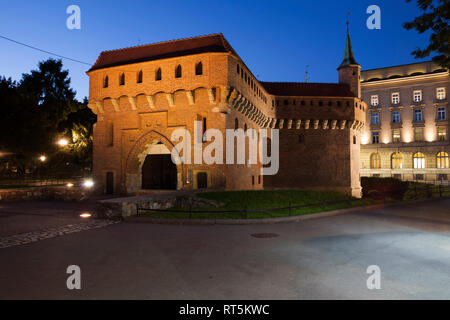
(37, 155, 47, 186)
(83, 179, 94, 188)
(57, 138, 69, 147)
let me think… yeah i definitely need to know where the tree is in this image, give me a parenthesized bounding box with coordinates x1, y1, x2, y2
(20, 59, 78, 130)
(0, 59, 96, 179)
(403, 0, 450, 69)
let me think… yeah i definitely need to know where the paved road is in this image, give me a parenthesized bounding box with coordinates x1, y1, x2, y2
(0, 200, 100, 237)
(0, 199, 449, 299)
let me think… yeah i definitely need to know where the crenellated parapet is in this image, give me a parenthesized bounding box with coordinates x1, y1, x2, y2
(88, 85, 227, 115)
(225, 87, 365, 131)
(256, 118, 364, 131)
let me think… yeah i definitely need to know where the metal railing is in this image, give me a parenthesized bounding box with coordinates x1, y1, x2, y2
(0, 177, 85, 189)
(409, 183, 450, 199)
(136, 184, 450, 219)
(137, 198, 358, 219)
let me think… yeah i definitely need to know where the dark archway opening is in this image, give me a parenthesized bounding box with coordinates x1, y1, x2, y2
(106, 172, 114, 195)
(197, 172, 208, 189)
(142, 154, 177, 189)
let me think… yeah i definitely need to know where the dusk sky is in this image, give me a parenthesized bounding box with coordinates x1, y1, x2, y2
(0, 0, 432, 100)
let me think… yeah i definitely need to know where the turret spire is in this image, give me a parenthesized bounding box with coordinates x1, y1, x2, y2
(338, 22, 359, 69)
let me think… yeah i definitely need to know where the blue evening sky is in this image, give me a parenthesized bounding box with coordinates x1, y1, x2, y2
(0, 0, 432, 100)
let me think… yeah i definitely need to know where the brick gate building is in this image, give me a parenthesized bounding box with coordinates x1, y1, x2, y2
(87, 30, 366, 197)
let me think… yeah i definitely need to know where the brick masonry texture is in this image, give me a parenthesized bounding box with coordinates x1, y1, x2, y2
(87, 34, 366, 198)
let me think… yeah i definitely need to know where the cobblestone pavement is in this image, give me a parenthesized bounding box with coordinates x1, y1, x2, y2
(0, 220, 119, 249)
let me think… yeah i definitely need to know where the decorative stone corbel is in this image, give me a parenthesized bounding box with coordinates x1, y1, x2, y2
(246, 105, 255, 117)
(221, 86, 230, 103)
(304, 119, 310, 130)
(146, 95, 155, 109)
(278, 119, 285, 129)
(228, 88, 238, 104)
(186, 90, 195, 105)
(243, 103, 251, 116)
(88, 102, 98, 114)
(330, 120, 337, 130)
(313, 119, 319, 129)
(111, 98, 120, 112)
(95, 101, 104, 114)
(295, 120, 302, 129)
(286, 119, 293, 129)
(128, 97, 137, 111)
(270, 118, 277, 129)
(234, 94, 243, 109)
(347, 120, 356, 129)
(207, 88, 216, 104)
(236, 97, 245, 112)
(166, 93, 174, 107)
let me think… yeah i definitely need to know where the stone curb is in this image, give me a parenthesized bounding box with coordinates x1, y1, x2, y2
(123, 196, 450, 226)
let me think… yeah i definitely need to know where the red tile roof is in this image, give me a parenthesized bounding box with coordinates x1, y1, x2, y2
(260, 82, 356, 97)
(88, 33, 238, 72)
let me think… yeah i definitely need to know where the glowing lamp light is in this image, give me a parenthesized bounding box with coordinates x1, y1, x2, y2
(66, 183, 74, 188)
(57, 138, 69, 147)
(80, 213, 92, 219)
(83, 179, 94, 188)
(361, 134, 369, 145)
(403, 132, 411, 143)
(39, 155, 47, 162)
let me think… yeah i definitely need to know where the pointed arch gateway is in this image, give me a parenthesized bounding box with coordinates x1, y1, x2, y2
(124, 130, 184, 193)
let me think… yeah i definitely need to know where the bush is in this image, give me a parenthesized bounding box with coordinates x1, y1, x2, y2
(361, 177, 409, 200)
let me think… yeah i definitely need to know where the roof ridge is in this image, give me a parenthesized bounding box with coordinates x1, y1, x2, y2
(99, 33, 224, 54)
(361, 60, 438, 72)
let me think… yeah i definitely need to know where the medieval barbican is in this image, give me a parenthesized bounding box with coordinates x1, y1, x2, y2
(87, 30, 366, 197)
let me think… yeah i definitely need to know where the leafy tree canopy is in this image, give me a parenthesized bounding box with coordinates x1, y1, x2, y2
(403, 0, 450, 68)
(0, 59, 96, 178)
